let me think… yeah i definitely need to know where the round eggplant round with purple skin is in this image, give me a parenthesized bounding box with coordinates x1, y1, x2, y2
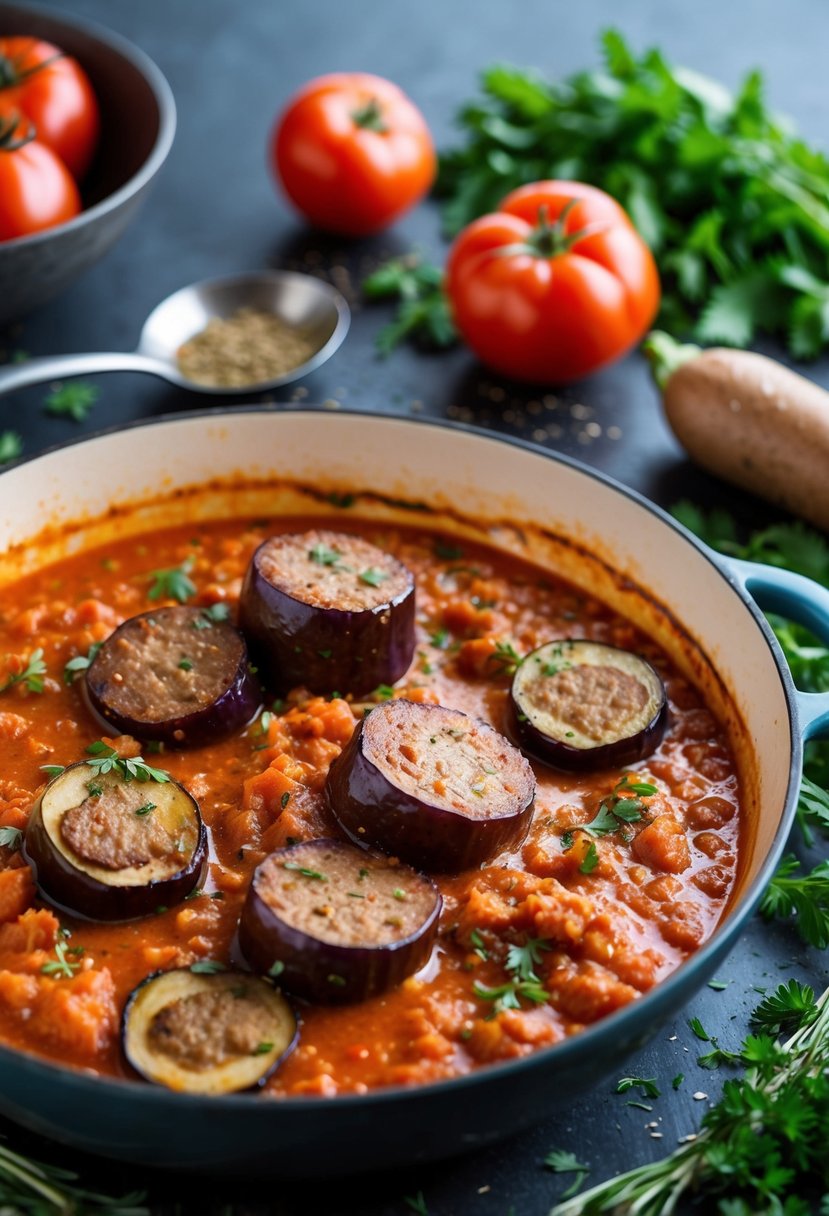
(122, 968, 298, 1095)
(238, 529, 415, 696)
(24, 762, 206, 921)
(326, 699, 536, 872)
(510, 639, 668, 771)
(238, 839, 441, 1005)
(85, 605, 261, 748)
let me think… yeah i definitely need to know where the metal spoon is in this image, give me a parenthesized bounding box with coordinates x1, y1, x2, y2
(0, 270, 350, 397)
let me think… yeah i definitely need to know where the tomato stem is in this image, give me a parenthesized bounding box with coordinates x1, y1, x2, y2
(0, 112, 34, 152)
(351, 97, 388, 134)
(0, 50, 66, 90)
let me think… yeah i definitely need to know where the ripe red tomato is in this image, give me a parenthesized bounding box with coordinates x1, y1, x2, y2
(272, 73, 435, 237)
(0, 115, 81, 241)
(0, 37, 100, 179)
(445, 181, 661, 383)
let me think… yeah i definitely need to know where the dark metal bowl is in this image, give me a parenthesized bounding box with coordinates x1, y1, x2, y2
(0, 3, 176, 323)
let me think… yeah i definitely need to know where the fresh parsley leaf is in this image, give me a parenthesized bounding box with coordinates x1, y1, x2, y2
(63, 641, 102, 685)
(487, 639, 524, 677)
(363, 256, 458, 354)
(147, 557, 196, 604)
(760, 855, 829, 949)
(0, 648, 47, 694)
(750, 980, 818, 1035)
(358, 567, 388, 587)
(615, 1076, 661, 1099)
(0, 826, 22, 851)
(40, 938, 82, 979)
(579, 842, 600, 874)
(189, 960, 226, 975)
(308, 542, 341, 567)
(84, 742, 171, 786)
(544, 1148, 590, 1200)
(44, 380, 99, 422)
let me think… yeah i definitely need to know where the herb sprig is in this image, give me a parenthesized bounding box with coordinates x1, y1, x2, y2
(147, 557, 196, 604)
(0, 648, 47, 694)
(44, 380, 99, 422)
(473, 935, 550, 1016)
(0, 1139, 147, 1213)
(363, 255, 456, 354)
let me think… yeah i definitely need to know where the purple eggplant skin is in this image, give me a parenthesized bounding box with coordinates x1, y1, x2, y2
(509, 642, 669, 773)
(121, 968, 299, 1095)
(238, 542, 416, 697)
(238, 840, 441, 1005)
(85, 607, 262, 749)
(326, 702, 536, 873)
(23, 763, 207, 922)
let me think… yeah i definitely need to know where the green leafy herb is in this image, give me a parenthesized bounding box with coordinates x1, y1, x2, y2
(40, 938, 82, 979)
(189, 960, 226, 975)
(615, 1076, 660, 1099)
(63, 641, 102, 685)
(192, 602, 230, 629)
(363, 255, 457, 353)
(268, 960, 285, 978)
(252, 1041, 274, 1056)
(487, 639, 524, 677)
(404, 1192, 430, 1216)
(579, 842, 600, 874)
(550, 980, 825, 1216)
(0, 431, 22, 464)
(308, 542, 342, 567)
(280, 792, 291, 810)
(86, 782, 103, 798)
(760, 855, 829, 949)
(147, 556, 196, 604)
(469, 928, 489, 961)
(437, 33, 829, 355)
(283, 862, 328, 881)
(134, 802, 156, 817)
(40, 764, 65, 780)
(545, 1148, 590, 1200)
(44, 380, 99, 422)
(177, 657, 193, 671)
(359, 567, 388, 587)
(582, 774, 657, 837)
(0, 826, 22, 851)
(751, 979, 818, 1036)
(430, 627, 450, 649)
(85, 742, 171, 785)
(474, 936, 550, 1016)
(0, 648, 47, 694)
(671, 1073, 684, 1091)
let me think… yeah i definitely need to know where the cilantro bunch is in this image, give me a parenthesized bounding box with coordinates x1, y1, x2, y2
(437, 31, 829, 356)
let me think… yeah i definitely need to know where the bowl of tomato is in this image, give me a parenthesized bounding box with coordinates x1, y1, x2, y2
(0, 3, 175, 325)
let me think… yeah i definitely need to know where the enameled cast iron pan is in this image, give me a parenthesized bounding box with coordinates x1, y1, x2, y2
(0, 410, 827, 1174)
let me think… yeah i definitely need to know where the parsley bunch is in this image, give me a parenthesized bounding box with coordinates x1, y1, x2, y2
(437, 31, 829, 355)
(550, 981, 829, 1215)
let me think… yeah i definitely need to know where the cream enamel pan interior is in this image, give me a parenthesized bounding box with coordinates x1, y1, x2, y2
(0, 408, 821, 1174)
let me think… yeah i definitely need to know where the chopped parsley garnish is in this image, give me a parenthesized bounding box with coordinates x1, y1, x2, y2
(189, 960, 226, 975)
(63, 641, 102, 685)
(147, 556, 196, 603)
(85, 741, 171, 784)
(359, 567, 388, 587)
(327, 974, 346, 987)
(317, 648, 333, 659)
(672, 1073, 685, 1091)
(40, 938, 82, 979)
(268, 960, 285, 978)
(308, 542, 342, 567)
(487, 640, 524, 677)
(473, 936, 550, 1017)
(469, 929, 489, 961)
(251, 1042, 274, 1056)
(40, 765, 66, 780)
(283, 862, 327, 881)
(0, 648, 47, 694)
(579, 842, 600, 874)
(615, 1076, 660, 1099)
(0, 826, 22, 851)
(134, 802, 157, 817)
(44, 380, 99, 422)
(280, 792, 291, 810)
(86, 783, 103, 798)
(392, 888, 407, 901)
(580, 774, 657, 837)
(371, 684, 395, 701)
(429, 627, 450, 649)
(178, 657, 193, 671)
(192, 602, 230, 629)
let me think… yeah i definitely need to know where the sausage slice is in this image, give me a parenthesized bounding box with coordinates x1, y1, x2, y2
(239, 839, 441, 1004)
(85, 606, 260, 747)
(326, 699, 536, 871)
(239, 529, 416, 696)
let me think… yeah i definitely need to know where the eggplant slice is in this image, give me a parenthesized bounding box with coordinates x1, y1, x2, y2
(239, 839, 441, 1004)
(123, 969, 297, 1094)
(239, 529, 415, 696)
(326, 699, 536, 872)
(24, 762, 206, 920)
(510, 639, 668, 771)
(85, 606, 261, 747)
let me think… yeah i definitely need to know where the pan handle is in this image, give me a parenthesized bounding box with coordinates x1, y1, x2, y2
(720, 556, 829, 741)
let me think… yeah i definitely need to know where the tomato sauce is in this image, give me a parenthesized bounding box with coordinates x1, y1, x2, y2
(0, 517, 741, 1095)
